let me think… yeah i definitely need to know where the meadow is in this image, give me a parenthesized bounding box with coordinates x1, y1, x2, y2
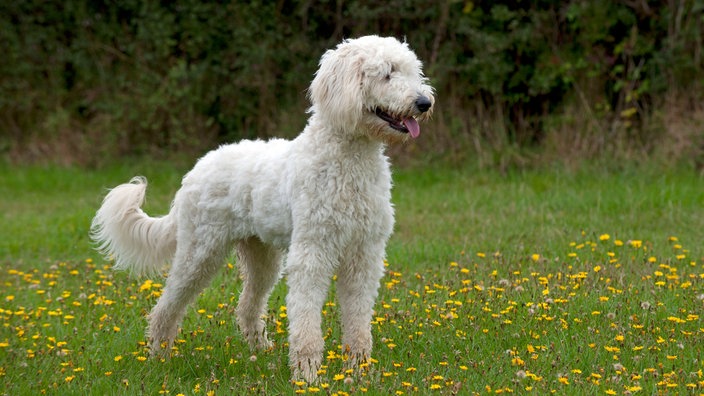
(1, 162, 703, 395)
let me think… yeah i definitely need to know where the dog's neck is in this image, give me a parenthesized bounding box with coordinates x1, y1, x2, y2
(301, 117, 388, 162)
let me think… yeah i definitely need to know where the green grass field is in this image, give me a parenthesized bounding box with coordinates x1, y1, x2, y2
(1, 162, 703, 395)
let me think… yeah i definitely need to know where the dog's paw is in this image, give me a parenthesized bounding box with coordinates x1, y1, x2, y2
(147, 338, 173, 359)
(343, 348, 371, 371)
(290, 353, 322, 383)
(247, 331, 274, 350)
(241, 326, 273, 350)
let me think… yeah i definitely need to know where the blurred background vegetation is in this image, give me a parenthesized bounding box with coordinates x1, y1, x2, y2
(1, 0, 702, 169)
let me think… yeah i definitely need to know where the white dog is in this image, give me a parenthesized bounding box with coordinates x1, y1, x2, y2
(91, 35, 434, 382)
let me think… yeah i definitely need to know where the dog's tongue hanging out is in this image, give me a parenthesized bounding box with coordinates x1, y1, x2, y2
(403, 117, 420, 138)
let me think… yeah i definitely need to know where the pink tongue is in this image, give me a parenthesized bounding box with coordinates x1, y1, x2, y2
(403, 117, 420, 138)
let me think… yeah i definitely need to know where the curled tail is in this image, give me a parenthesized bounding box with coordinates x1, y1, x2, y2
(90, 176, 176, 277)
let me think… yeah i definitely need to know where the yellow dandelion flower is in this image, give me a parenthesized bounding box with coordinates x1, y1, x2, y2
(531, 254, 540, 262)
(599, 234, 610, 241)
(139, 280, 153, 292)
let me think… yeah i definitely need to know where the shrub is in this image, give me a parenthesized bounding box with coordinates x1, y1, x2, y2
(0, 1, 701, 166)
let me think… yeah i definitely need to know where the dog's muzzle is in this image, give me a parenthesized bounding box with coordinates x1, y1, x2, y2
(415, 96, 432, 113)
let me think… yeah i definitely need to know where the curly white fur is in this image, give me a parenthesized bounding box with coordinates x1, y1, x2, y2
(91, 35, 434, 383)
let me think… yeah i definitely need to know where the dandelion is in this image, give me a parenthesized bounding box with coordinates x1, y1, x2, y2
(139, 279, 153, 292)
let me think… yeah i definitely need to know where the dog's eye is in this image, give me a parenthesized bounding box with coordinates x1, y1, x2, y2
(384, 65, 396, 81)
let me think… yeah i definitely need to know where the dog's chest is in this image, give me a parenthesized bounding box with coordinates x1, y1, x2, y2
(293, 162, 394, 241)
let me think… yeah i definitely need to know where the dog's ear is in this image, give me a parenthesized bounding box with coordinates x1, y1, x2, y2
(308, 42, 366, 130)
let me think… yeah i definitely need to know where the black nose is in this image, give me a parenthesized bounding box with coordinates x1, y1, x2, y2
(415, 96, 432, 113)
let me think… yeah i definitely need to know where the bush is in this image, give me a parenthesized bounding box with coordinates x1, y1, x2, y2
(0, 1, 702, 167)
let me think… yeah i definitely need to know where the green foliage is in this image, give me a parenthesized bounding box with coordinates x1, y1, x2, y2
(0, 1, 702, 165)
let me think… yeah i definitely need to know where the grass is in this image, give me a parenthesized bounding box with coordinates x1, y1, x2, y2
(1, 161, 703, 395)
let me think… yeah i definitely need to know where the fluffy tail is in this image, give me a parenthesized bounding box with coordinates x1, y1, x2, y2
(90, 176, 176, 277)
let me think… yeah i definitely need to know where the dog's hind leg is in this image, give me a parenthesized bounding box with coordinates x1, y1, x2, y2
(235, 237, 282, 349)
(146, 226, 230, 356)
(336, 243, 386, 369)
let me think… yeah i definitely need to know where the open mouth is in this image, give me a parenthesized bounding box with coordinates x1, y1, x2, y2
(374, 108, 420, 138)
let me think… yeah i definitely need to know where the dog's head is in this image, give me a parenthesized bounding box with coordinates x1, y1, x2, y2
(308, 35, 435, 143)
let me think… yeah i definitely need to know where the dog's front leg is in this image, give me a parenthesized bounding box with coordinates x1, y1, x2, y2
(285, 245, 334, 383)
(336, 244, 386, 370)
